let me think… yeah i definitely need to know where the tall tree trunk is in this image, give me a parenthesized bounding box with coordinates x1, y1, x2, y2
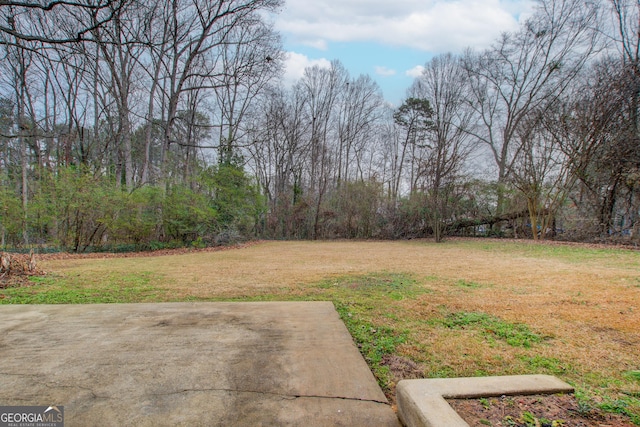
(21, 132, 28, 246)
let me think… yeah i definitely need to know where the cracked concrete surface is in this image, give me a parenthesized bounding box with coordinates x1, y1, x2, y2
(0, 302, 399, 426)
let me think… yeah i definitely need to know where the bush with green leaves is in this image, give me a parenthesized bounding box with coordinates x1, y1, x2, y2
(1, 163, 266, 251)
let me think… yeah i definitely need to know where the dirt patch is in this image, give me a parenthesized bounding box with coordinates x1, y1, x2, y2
(381, 354, 425, 407)
(382, 354, 424, 381)
(448, 394, 636, 427)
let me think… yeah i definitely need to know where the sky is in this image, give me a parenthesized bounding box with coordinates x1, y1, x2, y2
(273, 0, 536, 105)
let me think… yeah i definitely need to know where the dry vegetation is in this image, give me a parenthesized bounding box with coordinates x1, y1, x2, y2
(0, 251, 44, 288)
(4, 239, 640, 423)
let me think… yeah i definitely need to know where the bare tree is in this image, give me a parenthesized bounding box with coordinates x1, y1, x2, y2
(89, 0, 147, 189)
(0, 0, 128, 45)
(0, 23, 38, 245)
(246, 86, 309, 238)
(158, 0, 281, 183)
(463, 0, 601, 215)
(135, 0, 168, 185)
(548, 57, 640, 237)
(410, 53, 474, 242)
(336, 74, 383, 184)
(510, 107, 573, 240)
(212, 19, 282, 165)
(297, 61, 346, 238)
(610, 0, 640, 78)
(606, 0, 640, 237)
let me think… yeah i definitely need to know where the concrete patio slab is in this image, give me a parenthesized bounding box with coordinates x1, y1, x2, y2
(0, 302, 400, 426)
(397, 375, 574, 427)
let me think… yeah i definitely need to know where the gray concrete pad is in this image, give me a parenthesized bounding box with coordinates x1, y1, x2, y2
(397, 375, 574, 427)
(0, 302, 400, 426)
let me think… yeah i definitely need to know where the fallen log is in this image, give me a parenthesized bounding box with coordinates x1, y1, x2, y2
(446, 209, 551, 233)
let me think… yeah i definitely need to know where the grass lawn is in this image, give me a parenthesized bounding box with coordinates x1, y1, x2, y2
(2, 239, 640, 423)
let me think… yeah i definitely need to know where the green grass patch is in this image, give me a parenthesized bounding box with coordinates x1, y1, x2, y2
(441, 311, 544, 348)
(428, 366, 459, 379)
(455, 279, 489, 289)
(519, 355, 571, 375)
(625, 371, 640, 383)
(335, 303, 407, 391)
(0, 273, 167, 304)
(598, 395, 640, 425)
(315, 272, 424, 301)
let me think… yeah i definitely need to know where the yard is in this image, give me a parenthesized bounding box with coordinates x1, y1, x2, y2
(2, 239, 639, 425)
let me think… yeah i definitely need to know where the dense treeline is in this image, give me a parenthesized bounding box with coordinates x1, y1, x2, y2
(0, 0, 639, 250)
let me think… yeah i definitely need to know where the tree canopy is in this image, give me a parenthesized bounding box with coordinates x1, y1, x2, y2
(1, 0, 639, 250)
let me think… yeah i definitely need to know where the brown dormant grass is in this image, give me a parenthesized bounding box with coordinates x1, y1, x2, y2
(39, 239, 640, 421)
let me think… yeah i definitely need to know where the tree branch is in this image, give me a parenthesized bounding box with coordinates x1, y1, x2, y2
(0, 0, 125, 44)
(0, 0, 111, 11)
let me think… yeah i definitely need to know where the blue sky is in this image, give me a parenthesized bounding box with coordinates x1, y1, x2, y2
(273, 0, 535, 105)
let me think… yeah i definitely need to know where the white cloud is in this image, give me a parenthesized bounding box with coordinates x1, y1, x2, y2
(276, 0, 535, 53)
(304, 39, 329, 51)
(405, 65, 425, 78)
(375, 66, 397, 77)
(283, 52, 332, 86)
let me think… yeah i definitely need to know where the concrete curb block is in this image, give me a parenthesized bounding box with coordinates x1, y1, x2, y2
(396, 375, 574, 427)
